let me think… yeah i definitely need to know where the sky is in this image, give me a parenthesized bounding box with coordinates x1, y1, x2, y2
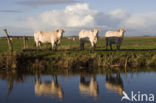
(0, 0, 156, 36)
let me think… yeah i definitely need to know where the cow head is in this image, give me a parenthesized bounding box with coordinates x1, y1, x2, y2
(91, 29, 100, 36)
(118, 28, 126, 33)
(56, 29, 65, 38)
(91, 29, 101, 43)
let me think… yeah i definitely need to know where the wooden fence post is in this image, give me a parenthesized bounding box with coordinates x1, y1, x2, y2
(3, 29, 13, 53)
(23, 35, 27, 49)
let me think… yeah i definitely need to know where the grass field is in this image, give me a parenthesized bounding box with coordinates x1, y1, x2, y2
(0, 36, 156, 71)
(0, 36, 156, 53)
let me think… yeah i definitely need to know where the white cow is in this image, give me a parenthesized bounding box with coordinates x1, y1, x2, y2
(105, 28, 126, 50)
(35, 75, 63, 99)
(79, 29, 100, 50)
(34, 29, 65, 50)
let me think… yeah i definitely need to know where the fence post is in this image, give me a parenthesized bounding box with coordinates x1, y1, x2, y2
(23, 35, 27, 49)
(3, 29, 13, 53)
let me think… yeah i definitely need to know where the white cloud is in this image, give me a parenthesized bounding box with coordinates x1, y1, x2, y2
(65, 3, 89, 11)
(29, 3, 96, 28)
(28, 3, 156, 36)
(121, 12, 156, 29)
(119, 12, 156, 35)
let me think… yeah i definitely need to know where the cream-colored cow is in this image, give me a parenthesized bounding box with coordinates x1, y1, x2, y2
(34, 29, 65, 50)
(79, 29, 100, 50)
(105, 28, 126, 50)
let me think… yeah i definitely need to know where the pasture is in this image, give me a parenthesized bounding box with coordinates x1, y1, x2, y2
(0, 36, 156, 71)
(1, 36, 156, 53)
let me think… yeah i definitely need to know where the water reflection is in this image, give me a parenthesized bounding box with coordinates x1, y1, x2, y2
(79, 75, 99, 97)
(0, 69, 156, 103)
(105, 74, 123, 95)
(35, 75, 64, 99)
(0, 71, 25, 99)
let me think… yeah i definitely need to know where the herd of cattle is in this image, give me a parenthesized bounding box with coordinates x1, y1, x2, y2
(34, 28, 126, 50)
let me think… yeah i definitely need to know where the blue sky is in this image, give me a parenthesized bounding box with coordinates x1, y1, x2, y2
(0, 0, 156, 36)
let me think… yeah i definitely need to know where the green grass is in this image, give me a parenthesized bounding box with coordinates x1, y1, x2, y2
(0, 37, 156, 54)
(59, 37, 156, 50)
(121, 37, 156, 49)
(1, 36, 156, 71)
(0, 38, 34, 53)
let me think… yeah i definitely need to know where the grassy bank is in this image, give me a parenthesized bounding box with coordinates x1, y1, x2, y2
(0, 37, 156, 72)
(0, 50, 156, 73)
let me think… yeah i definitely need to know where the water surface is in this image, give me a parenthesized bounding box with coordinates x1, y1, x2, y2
(0, 71, 156, 103)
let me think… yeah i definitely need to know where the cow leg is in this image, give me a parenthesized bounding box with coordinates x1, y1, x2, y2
(54, 42, 58, 51)
(116, 44, 119, 50)
(51, 42, 55, 51)
(91, 42, 95, 50)
(106, 41, 108, 51)
(93, 43, 96, 50)
(39, 42, 41, 48)
(116, 44, 120, 50)
(35, 41, 41, 50)
(35, 42, 39, 48)
(35, 41, 39, 48)
(116, 43, 121, 50)
(109, 43, 112, 51)
(80, 41, 84, 50)
(82, 43, 84, 50)
(80, 42, 82, 50)
(118, 43, 121, 50)
(82, 42, 84, 50)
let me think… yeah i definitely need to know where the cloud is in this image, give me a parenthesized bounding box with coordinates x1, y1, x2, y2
(28, 3, 156, 36)
(119, 12, 156, 35)
(27, 3, 128, 35)
(121, 12, 156, 29)
(17, 0, 78, 7)
(0, 10, 23, 13)
(94, 9, 129, 30)
(28, 3, 96, 30)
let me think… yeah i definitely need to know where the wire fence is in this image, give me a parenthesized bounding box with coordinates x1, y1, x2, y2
(0, 29, 35, 53)
(0, 37, 35, 53)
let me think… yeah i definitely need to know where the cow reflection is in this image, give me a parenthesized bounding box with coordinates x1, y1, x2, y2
(79, 75, 99, 97)
(105, 74, 123, 95)
(35, 75, 63, 99)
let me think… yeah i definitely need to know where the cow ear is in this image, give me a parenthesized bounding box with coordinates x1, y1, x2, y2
(91, 30, 94, 32)
(98, 29, 101, 32)
(117, 29, 120, 32)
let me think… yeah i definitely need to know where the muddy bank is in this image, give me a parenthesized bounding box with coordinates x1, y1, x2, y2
(0, 50, 156, 73)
